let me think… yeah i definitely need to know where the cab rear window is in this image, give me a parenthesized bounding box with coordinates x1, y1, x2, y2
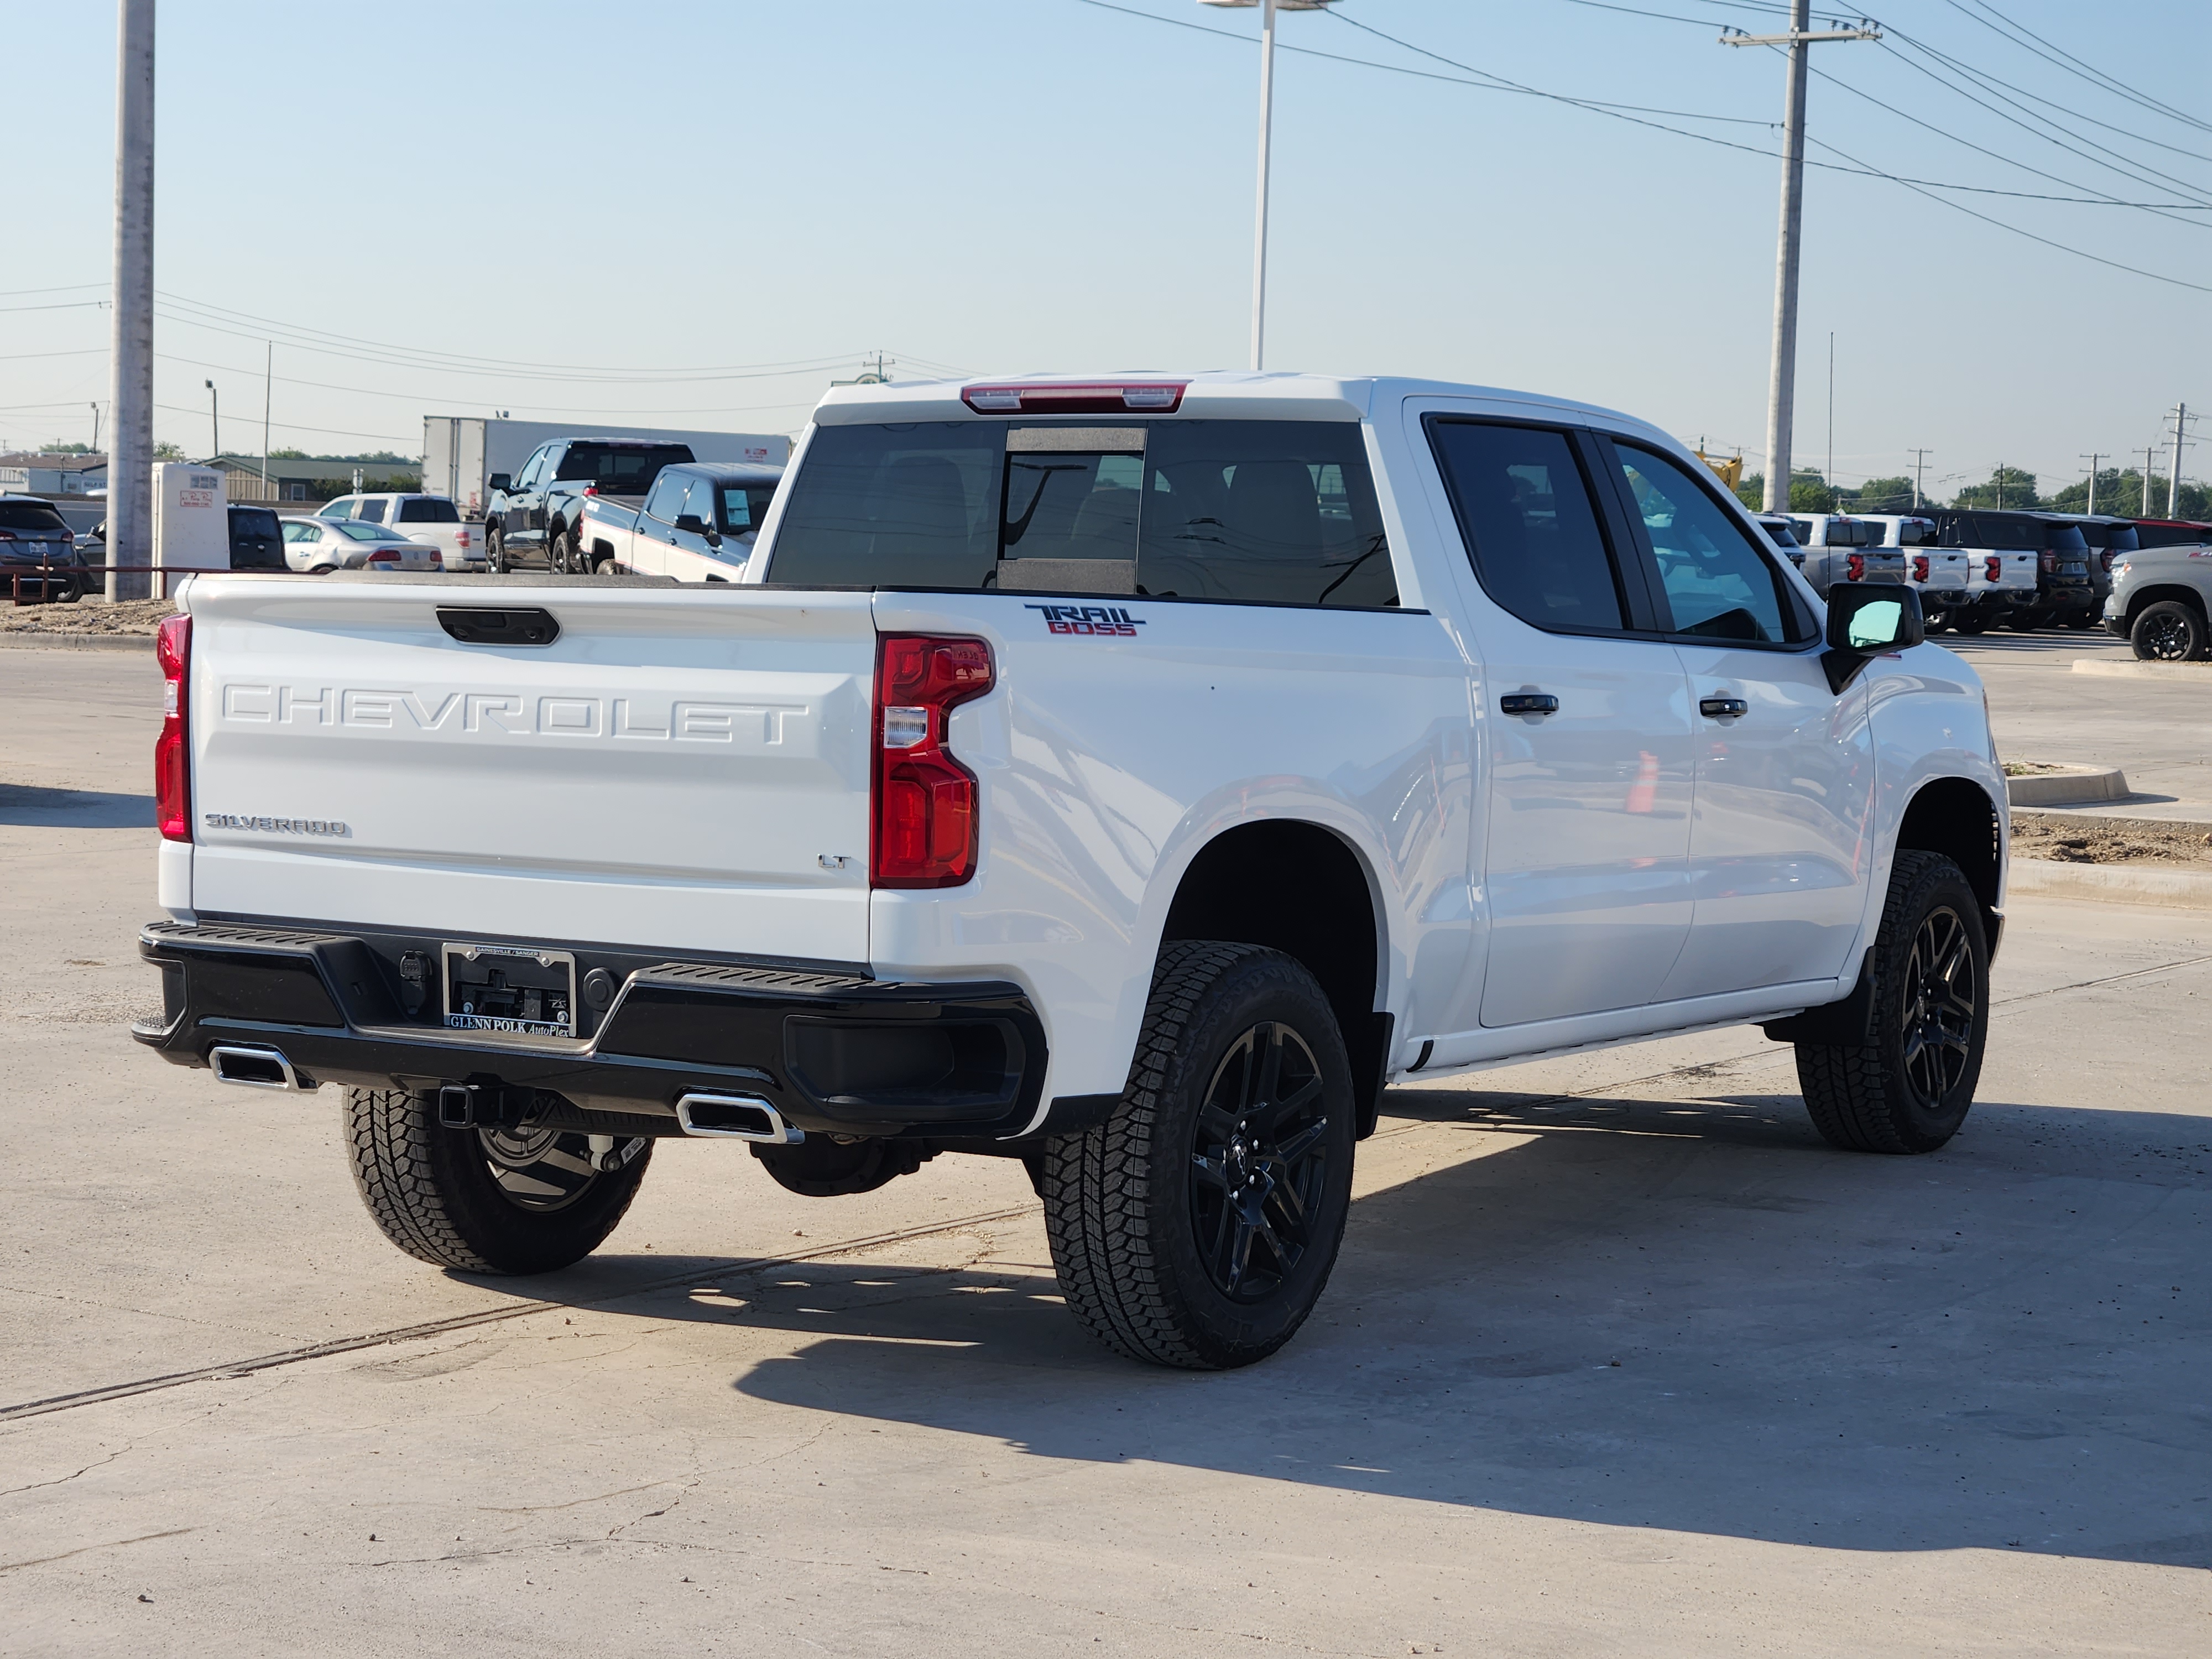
(398, 498, 460, 523)
(767, 420, 1394, 607)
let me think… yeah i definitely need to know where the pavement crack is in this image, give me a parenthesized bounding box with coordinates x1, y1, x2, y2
(0, 1441, 133, 1498)
(0, 1527, 193, 1574)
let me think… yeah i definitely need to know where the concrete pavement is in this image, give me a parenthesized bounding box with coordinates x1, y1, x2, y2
(3, 645, 2208, 1657)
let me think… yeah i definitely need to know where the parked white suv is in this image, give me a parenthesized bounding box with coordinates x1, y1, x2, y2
(135, 372, 2008, 1370)
(320, 493, 480, 571)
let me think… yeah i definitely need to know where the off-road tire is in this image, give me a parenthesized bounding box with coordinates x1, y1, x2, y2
(2131, 599, 2207, 662)
(1795, 851, 1989, 1155)
(343, 1087, 650, 1274)
(1041, 942, 1356, 1370)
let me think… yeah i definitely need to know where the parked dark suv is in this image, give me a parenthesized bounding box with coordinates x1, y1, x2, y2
(0, 494, 97, 601)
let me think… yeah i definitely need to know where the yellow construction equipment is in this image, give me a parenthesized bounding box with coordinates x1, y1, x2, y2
(1695, 448, 1744, 491)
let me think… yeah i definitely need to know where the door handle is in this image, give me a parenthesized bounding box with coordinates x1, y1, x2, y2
(1699, 696, 1749, 719)
(1499, 693, 1559, 716)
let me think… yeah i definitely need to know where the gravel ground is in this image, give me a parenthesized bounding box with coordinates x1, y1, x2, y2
(0, 596, 174, 635)
(2013, 811, 2212, 868)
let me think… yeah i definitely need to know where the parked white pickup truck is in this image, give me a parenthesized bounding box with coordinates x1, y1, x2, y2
(135, 373, 2009, 1370)
(577, 461, 783, 580)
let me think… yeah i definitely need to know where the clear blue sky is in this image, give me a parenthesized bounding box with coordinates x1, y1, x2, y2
(6, 1, 2209, 498)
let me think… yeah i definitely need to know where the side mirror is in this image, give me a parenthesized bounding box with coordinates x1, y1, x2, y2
(673, 513, 708, 536)
(487, 473, 512, 494)
(1823, 583, 1925, 693)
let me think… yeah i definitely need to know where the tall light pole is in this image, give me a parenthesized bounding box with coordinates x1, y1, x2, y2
(1724, 7, 1879, 513)
(1201, 0, 1334, 371)
(2080, 452, 2103, 517)
(107, 0, 155, 601)
(205, 379, 219, 462)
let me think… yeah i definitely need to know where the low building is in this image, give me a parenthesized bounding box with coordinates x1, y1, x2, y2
(0, 452, 107, 495)
(214, 455, 421, 503)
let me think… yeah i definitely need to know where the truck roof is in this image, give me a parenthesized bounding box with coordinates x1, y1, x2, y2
(811, 369, 1667, 446)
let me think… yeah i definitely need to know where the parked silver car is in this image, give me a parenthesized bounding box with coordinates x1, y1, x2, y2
(278, 515, 440, 573)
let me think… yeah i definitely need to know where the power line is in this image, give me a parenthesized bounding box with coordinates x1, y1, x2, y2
(1940, 0, 2212, 138)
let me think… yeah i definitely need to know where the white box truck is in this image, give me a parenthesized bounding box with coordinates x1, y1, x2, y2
(422, 418, 789, 519)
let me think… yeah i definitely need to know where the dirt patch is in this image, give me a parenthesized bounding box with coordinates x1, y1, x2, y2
(2012, 812, 2212, 869)
(0, 597, 175, 637)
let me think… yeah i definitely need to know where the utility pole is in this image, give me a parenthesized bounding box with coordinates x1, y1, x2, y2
(2143, 446, 2157, 514)
(205, 379, 219, 462)
(1826, 330, 1835, 491)
(107, 0, 155, 602)
(1725, 6, 1880, 513)
(1201, 0, 1337, 371)
(2168, 403, 2194, 518)
(1907, 447, 1931, 510)
(1995, 462, 2004, 512)
(262, 341, 272, 494)
(91, 402, 101, 456)
(2080, 452, 2103, 517)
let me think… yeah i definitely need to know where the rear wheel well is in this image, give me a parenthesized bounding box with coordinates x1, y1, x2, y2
(1896, 778, 2002, 948)
(2124, 584, 2208, 626)
(1160, 821, 1389, 1137)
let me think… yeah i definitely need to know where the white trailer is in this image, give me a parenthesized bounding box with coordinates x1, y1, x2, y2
(422, 417, 789, 518)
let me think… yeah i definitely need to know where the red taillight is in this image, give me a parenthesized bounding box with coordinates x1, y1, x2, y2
(155, 614, 191, 841)
(962, 381, 1187, 416)
(1912, 554, 1931, 582)
(2039, 549, 2057, 574)
(456, 528, 472, 549)
(1984, 555, 2002, 582)
(2101, 550, 2115, 572)
(1846, 552, 1865, 582)
(872, 634, 994, 888)
(366, 549, 401, 565)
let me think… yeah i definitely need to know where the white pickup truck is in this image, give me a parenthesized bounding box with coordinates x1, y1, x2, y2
(134, 373, 2009, 1370)
(576, 461, 783, 580)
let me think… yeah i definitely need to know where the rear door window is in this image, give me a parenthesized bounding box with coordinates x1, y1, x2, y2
(721, 483, 777, 534)
(1426, 420, 1626, 632)
(357, 498, 388, 524)
(1614, 444, 1803, 644)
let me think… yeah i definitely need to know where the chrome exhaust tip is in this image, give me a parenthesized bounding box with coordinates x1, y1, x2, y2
(675, 1092, 804, 1144)
(208, 1045, 307, 1091)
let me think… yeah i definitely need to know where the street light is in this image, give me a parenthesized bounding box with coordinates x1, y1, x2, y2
(205, 378, 220, 462)
(1199, 0, 1335, 371)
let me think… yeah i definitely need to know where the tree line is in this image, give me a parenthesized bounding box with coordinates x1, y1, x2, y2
(1734, 466, 2209, 520)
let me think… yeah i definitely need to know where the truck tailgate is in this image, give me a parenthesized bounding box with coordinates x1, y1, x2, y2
(180, 577, 875, 964)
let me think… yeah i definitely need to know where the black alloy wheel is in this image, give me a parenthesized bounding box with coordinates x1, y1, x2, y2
(1188, 1021, 1333, 1303)
(1899, 905, 1978, 1108)
(487, 528, 507, 573)
(1040, 941, 1357, 1368)
(1794, 850, 1989, 1155)
(2132, 600, 2205, 662)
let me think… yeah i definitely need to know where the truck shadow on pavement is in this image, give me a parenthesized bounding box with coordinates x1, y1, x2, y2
(0, 784, 154, 827)
(534, 1086, 2212, 1570)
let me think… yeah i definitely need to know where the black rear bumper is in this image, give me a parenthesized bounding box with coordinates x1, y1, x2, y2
(133, 921, 1077, 1141)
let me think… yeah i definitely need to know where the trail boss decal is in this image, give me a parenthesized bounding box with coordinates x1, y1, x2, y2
(1024, 603, 1145, 638)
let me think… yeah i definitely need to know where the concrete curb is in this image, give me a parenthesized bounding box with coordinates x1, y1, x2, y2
(2006, 765, 2130, 806)
(2011, 857, 2212, 909)
(0, 632, 156, 651)
(2072, 658, 2212, 679)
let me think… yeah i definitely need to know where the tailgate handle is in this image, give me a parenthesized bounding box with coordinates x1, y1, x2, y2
(437, 607, 559, 646)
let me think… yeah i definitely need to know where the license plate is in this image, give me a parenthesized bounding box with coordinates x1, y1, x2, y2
(442, 943, 576, 1039)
